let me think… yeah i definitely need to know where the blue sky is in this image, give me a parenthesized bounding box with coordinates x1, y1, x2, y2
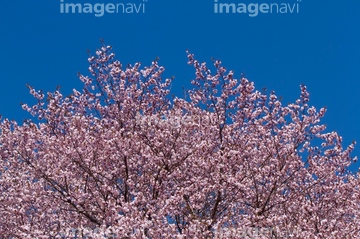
(0, 0, 359, 170)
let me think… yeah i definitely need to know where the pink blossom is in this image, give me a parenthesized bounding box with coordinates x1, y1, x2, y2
(0, 46, 358, 238)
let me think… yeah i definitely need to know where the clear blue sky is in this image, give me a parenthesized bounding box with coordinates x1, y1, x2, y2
(1, 0, 359, 170)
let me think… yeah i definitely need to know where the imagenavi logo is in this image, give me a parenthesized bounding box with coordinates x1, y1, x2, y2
(60, 0, 147, 17)
(214, 0, 301, 17)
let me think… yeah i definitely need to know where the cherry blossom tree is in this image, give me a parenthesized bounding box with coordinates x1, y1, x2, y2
(0, 43, 359, 238)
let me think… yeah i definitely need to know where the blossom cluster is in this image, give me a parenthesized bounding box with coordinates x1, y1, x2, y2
(0, 44, 358, 238)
